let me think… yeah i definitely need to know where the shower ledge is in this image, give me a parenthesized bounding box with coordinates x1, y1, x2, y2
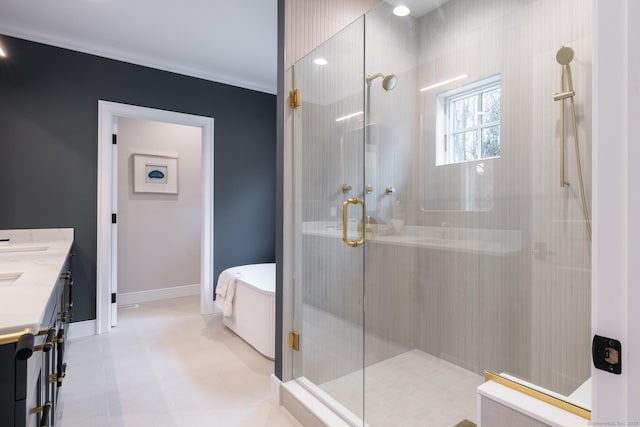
(302, 221, 521, 256)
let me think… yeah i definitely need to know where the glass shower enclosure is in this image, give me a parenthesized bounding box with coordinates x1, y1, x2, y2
(291, 1, 592, 425)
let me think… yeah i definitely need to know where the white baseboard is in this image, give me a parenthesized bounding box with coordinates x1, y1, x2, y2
(272, 375, 304, 427)
(118, 284, 200, 306)
(67, 320, 96, 340)
(280, 379, 351, 427)
(271, 374, 282, 405)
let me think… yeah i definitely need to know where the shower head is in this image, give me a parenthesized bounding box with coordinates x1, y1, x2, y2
(556, 46, 574, 65)
(366, 73, 398, 91)
(382, 74, 398, 91)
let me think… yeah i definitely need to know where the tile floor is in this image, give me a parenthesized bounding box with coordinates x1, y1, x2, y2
(320, 350, 484, 427)
(57, 296, 299, 427)
(296, 303, 483, 426)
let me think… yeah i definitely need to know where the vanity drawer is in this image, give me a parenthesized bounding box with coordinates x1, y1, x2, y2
(1, 250, 73, 427)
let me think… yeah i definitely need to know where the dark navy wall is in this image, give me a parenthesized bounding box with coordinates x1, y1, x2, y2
(0, 35, 276, 322)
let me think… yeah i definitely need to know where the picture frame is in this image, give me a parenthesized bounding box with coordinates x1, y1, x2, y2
(133, 154, 178, 194)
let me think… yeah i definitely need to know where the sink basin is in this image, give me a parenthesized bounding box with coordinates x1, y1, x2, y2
(0, 272, 23, 286)
(0, 246, 48, 254)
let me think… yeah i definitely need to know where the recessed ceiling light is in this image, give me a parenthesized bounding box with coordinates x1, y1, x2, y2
(0, 47, 6, 57)
(393, 5, 411, 16)
(314, 58, 328, 66)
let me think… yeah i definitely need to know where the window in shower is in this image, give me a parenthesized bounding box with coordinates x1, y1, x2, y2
(437, 74, 501, 165)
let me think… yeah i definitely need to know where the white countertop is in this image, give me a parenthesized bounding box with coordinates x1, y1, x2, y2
(0, 228, 74, 336)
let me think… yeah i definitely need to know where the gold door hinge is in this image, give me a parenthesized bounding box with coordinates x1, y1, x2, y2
(31, 401, 52, 414)
(49, 374, 64, 384)
(289, 330, 300, 351)
(289, 89, 300, 109)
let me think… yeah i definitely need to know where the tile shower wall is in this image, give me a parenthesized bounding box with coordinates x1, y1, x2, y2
(363, 0, 591, 395)
(363, 6, 421, 367)
(525, 1, 592, 393)
(276, 0, 380, 378)
(293, 18, 367, 387)
(289, 0, 591, 399)
(285, 0, 381, 69)
(284, 0, 382, 387)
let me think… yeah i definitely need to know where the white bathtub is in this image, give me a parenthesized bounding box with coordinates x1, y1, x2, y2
(218, 263, 275, 359)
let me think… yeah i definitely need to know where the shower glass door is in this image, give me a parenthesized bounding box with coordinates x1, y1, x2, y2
(291, 16, 366, 424)
(291, 1, 592, 426)
(360, 1, 591, 426)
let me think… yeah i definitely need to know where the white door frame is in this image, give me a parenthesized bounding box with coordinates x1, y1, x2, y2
(97, 100, 215, 334)
(593, 0, 639, 423)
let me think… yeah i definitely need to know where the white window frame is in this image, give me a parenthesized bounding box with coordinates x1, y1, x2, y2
(436, 74, 501, 166)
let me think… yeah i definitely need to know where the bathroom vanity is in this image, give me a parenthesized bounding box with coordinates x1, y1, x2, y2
(0, 229, 74, 427)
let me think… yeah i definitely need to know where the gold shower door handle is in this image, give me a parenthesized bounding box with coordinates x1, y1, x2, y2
(342, 198, 365, 247)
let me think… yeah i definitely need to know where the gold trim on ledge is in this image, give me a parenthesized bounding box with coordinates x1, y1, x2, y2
(484, 371, 591, 420)
(0, 328, 32, 345)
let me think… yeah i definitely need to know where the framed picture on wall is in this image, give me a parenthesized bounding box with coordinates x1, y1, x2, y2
(133, 154, 178, 194)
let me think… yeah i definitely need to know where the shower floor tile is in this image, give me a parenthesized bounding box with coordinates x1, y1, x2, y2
(320, 349, 483, 427)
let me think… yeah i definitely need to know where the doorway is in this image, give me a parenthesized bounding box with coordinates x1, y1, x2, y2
(97, 101, 215, 334)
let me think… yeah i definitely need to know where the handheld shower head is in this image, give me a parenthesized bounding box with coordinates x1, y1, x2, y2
(366, 73, 398, 91)
(556, 46, 574, 65)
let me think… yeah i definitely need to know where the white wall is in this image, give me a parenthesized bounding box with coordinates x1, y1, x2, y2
(117, 117, 202, 295)
(626, 1, 640, 419)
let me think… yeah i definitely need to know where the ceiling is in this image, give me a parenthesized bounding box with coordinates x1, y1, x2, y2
(0, 0, 278, 94)
(384, 0, 449, 17)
